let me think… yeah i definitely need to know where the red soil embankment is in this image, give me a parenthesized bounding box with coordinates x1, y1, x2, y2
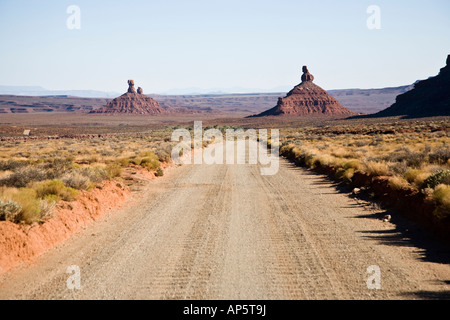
(0, 180, 130, 274)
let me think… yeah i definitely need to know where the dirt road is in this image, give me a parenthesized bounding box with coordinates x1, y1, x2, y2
(1, 144, 450, 299)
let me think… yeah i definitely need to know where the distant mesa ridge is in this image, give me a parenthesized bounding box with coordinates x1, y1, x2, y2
(90, 80, 166, 115)
(372, 54, 450, 118)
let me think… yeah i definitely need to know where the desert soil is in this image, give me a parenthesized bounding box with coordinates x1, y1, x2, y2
(1, 143, 450, 299)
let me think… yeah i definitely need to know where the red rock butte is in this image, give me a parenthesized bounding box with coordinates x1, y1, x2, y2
(90, 80, 166, 115)
(253, 66, 355, 117)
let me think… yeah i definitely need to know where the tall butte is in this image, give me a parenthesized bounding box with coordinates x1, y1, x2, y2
(253, 66, 354, 117)
(90, 80, 166, 115)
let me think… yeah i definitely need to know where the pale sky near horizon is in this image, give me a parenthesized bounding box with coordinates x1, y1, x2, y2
(0, 0, 449, 94)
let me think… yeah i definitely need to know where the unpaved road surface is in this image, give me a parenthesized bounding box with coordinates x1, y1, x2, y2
(1, 144, 450, 299)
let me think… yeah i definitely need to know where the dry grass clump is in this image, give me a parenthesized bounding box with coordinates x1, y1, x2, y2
(335, 167, 355, 182)
(105, 164, 123, 179)
(432, 184, 450, 219)
(33, 180, 79, 202)
(343, 159, 363, 171)
(403, 169, 430, 188)
(364, 161, 390, 176)
(138, 151, 160, 171)
(388, 176, 410, 191)
(0, 187, 42, 224)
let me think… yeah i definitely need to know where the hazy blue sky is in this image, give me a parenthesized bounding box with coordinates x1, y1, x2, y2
(0, 0, 449, 93)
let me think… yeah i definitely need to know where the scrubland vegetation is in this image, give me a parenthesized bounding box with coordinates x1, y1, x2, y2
(0, 131, 177, 224)
(277, 120, 450, 221)
(0, 124, 230, 225)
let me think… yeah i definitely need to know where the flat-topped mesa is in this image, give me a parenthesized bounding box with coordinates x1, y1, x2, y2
(252, 65, 355, 117)
(90, 80, 166, 115)
(301, 66, 314, 83)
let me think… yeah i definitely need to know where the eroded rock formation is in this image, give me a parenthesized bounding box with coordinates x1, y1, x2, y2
(253, 66, 355, 117)
(301, 66, 314, 83)
(127, 80, 136, 93)
(90, 80, 165, 115)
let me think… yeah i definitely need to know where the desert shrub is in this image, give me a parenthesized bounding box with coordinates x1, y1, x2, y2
(429, 147, 450, 164)
(331, 147, 349, 158)
(117, 158, 130, 167)
(421, 170, 450, 189)
(369, 136, 383, 146)
(105, 164, 122, 179)
(0, 200, 22, 222)
(350, 140, 370, 147)
(280, 143, 294, 157)
(39, 198, 56, 221)
(0, 188, 41, 224)
(388, 161, 409, 175)
(304, 154, 317, 168)
(139, 151, 156, 158)
(80, 156, 99, 164)
(34, 180, 79, 202)
(154, 145, 172, 162)
(0, 166, 48, 188)
(155, 167, 164, 177)
(432, 184, 450, 219)
(364, 161, 389, 176)
(129, 157, 142, 166)
(389, 176, 410, 191)
(335, 168, 345, 180)
(79, 167, 109, 183)
(343, 159, 362, 170)
(0, 159, 28, 171)
(355, 147, 368, 154)
(316, 144, 329, 151)
(314, 155, 335, 168)
(291, 146, 303, 157)
(383, 148, 425, 167)
(292, 149, 309, 166)
(61, 172, 92, 190)
(140, 152, 160, 171)
(336, 167, 355, 182)
(404, 169, 430, 187)
(43, 158, 75, 178)
(404, 169, 421, 183)
(14, 188, 41, 224)
(100, 150, 115, 157)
